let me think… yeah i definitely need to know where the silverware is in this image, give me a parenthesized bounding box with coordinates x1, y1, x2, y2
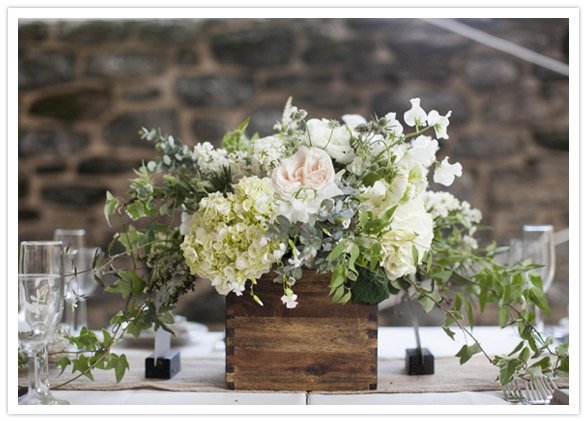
(525, 376, 558, 404)
(502, 380, 527, 404)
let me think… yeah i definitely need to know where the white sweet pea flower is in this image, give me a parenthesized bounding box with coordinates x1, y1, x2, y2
(407, 135, 439, 167)
(281, 293, 298, 309)
(434, 157, 463, 186)
(384, 112, 404, 137)
(427, 110, 452, 139)
(403, 98, 428, 127)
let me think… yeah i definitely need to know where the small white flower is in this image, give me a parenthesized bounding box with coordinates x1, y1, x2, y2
(341, 218, 351, 229)
(434, 157, 463, 186)
(404, 98, 428, 127)
(383, 112, 404, 137)
(281, 293, 298, 309)
(407, 135, 439, 168)
(427, 110, 452, 139)
(230, 281, 246, 296)
(288, 256, 305, 268)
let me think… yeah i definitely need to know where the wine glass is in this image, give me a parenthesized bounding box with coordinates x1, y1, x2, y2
(67, 247, 102, 333)
(18, 241, 69, 405)
(522, 225, 555, 333)
(53, 229, 86, 333)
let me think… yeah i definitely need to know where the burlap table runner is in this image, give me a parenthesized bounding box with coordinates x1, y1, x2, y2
(18, 352, 569, 394)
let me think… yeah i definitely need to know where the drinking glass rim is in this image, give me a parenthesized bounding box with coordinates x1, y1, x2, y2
(18, 273, 62, 278)
(523, 225, 554, 232)
(20, 240, 64, 246)
(54, 229, 86, 236)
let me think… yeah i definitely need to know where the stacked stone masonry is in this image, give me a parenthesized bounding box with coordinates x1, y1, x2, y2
(18, 18, 570, 328)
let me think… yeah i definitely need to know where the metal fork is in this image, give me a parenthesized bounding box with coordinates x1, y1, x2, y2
(502, 380, 527, 404)
(525, 376, 558, 404)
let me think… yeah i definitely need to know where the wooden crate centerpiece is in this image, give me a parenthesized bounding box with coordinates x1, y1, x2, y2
(225, 269, 378, 391)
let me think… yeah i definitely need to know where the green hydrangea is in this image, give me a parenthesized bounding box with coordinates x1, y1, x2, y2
(180, 176, 285, 296)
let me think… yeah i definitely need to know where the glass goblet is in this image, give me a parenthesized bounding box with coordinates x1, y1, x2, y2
(53, 229, 86, 332)
(19, 241, 69, 405)
(522, 225, 556, 333)
(68, 247, 102, 333)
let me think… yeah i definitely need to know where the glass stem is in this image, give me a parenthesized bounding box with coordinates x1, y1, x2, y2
(27, 348, 43, 404)
(65, 300, 75, 336)
(75, 299, 87, 333)
(38, 347, 51, 393)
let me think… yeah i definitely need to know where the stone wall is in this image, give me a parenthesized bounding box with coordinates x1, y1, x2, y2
(18, 18, 570, 329)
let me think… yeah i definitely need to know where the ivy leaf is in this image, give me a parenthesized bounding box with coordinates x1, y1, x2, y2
(105, 354, 130, 383)
(105, 278, 131, 299)
(350, 266, 390, 305)
(442, 326, 456, 340)
(496, 357, 524, 386)
(417, 296, 435, 313)
(126, 320, 153, 339)
(71, 355, 94, 381)
(508, 341, 525, 357)
(465, 300, 474, 330)
(519, 347, 530, 363)
(130, 272, 147, 297)
(455, 343, 482, 365)
(104, 191, 118, 227)
(54, 356, 71, 376)
(528, 287, 550, 317)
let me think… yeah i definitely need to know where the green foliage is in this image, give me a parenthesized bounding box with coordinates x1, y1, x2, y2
(350, 266, 391, 305)
(222, 117, 254, 154)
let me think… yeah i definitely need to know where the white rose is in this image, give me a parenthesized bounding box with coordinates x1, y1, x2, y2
(303, 119, 356, 164)
(271, 146, 341, 200)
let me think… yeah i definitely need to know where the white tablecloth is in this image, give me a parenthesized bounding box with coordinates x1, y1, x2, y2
(16, 326, 570, 410)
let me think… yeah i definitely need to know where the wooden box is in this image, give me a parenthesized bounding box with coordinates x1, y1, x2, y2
(225, 270, 378, 391)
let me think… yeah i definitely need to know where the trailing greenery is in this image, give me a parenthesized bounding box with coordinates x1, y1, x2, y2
(41, 107, 568, 390)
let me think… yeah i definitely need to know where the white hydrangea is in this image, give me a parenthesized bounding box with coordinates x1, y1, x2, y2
(180, 176, 285, 297)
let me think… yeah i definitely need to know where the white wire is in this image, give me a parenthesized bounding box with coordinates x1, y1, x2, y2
(421, 18, 569, 77)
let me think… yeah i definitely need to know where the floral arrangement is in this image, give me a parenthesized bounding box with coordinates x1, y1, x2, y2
(46, 98, 568, 388)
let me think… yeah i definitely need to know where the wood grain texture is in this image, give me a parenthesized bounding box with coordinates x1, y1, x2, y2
(226, 269, 378, 391)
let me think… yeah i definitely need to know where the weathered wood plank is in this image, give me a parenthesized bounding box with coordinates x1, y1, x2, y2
(226, 351, 376, 391)
(227, 317, 376, 355)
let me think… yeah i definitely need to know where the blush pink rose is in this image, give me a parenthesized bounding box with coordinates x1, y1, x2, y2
(271, 146, 341, 201)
